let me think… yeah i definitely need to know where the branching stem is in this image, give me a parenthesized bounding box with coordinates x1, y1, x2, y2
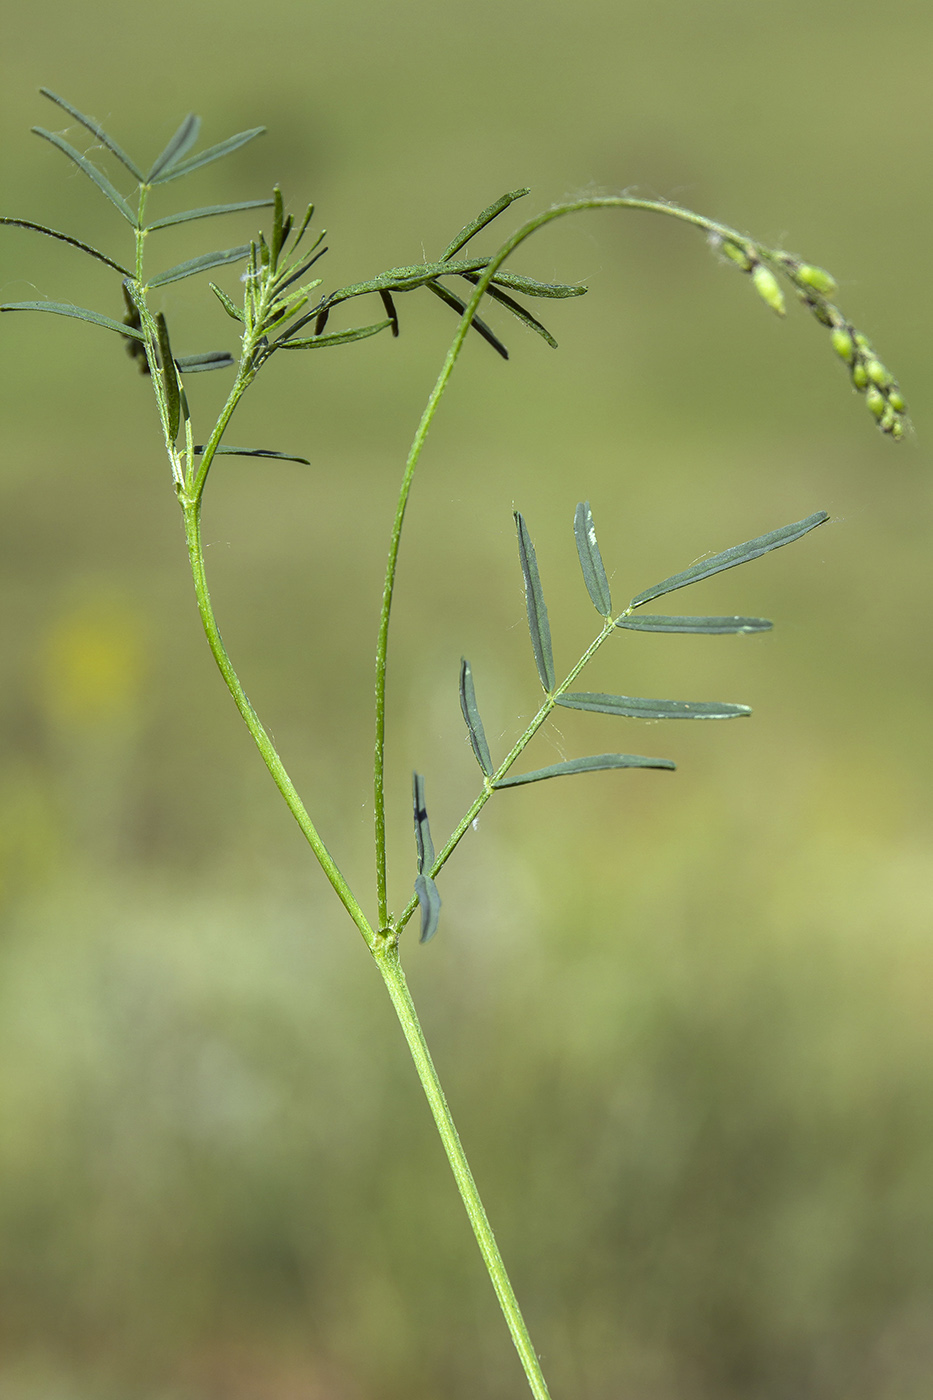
(185, 495, 552, 1398)
(182, 498, 375, 950)
(168, 189, 850, 1400)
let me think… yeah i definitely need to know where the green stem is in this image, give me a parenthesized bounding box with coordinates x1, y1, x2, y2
(134, 184, 149, 282)
(187, 362, 253, 500)
(375, 942, 552, 1400)
(372, 374, 449, 927)
(182, 498, 375, 950)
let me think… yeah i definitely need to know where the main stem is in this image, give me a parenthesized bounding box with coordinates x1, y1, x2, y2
(375, 943, 552, 1400)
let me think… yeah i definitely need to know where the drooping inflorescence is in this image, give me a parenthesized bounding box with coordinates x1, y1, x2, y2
(712, 234, 908, 438)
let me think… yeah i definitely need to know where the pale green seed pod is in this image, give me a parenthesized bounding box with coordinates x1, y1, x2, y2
(888, 387, 906, 412)
(890, 419, 904, 440)
(795, 263, 837, 295)
(854, 332, 872, 352)
(866, 358, 892, 388)
(880, 406, 897, 433)
(831, 327, 855, 363)
(751, 263, 786, 316)
(865, 385, 886, 418)
(851, 362, 869, 390)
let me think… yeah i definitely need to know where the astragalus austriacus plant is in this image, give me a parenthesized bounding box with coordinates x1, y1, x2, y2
(1, 88, 907, 1399)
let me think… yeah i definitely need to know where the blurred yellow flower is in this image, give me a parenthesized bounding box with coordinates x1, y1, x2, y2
(39, 597, 146, 728)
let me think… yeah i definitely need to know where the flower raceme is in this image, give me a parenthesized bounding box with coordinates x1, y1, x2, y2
(712, 232, 907, 437)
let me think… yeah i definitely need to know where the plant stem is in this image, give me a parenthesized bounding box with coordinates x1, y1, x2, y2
(372, 375, 449, 928)
(182, 497, 375, 950)
(375, 941, 552, 1400)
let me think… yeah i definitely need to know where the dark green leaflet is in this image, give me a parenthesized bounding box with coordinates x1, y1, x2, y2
(574, 501, 612, 615)
(459, 659, 493, 777)
(412, 773, 441, 943)
(632, 512, 829, 608)
(514, 512, 555, 691)
(494, 753, 675, 787)
(557, 692, 751, 720)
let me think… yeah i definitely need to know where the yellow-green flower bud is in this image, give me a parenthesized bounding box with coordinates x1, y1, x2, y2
(890, 419, 904, 440)
(851, 362, 869, 390)
(854, 332, 872, 353)
(866, 358, 892, 388)
(795, 264, 837, 295)
(831, 327, 855, 363)
(880, 406, 897, 433)
(888, 387, 906, 413)
(865, 385, 886, 419)
(751, 263, 786, 317)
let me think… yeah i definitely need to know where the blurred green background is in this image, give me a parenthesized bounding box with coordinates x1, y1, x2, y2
(1, 2, 932, 1396)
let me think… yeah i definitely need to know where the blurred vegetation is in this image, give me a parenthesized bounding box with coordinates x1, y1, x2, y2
(1, 1, 932, 1396)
